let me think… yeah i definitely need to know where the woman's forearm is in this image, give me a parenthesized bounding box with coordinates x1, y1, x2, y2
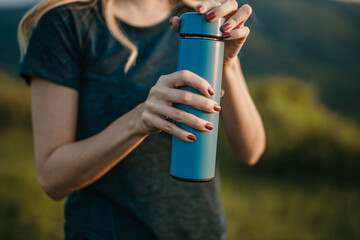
(33, 69, 221, 201)
(220, 57, 265, 165)
(39, 104, 148, 200)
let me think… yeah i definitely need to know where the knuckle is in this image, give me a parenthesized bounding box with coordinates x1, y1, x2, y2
(149, 87, 155, 96)
(163, 122, 173, 134)
(155, 75, 165, 86)
(179, 92, 192, 104)
(144, 100, 155, 111)
(178, 70, 191, 79)
(151, 85, 165, 97)
(182, 77, 191, 87)
(193, 118, 203, 129)
(149, 86, 158, 96)
(242, 4, 252, 15)
(232, 0, 238, 9)
(157, 75, 166, 84)
(141, 111, 151, 125)
(172, 109, 184, 122)
(204, 100, 214, 111)
(144, 100, 151, 109)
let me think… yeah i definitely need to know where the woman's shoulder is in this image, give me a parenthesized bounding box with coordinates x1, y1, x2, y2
(38, 1, 99, 29)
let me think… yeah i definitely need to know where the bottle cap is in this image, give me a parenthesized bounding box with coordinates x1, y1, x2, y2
(179, 12, 225, 38)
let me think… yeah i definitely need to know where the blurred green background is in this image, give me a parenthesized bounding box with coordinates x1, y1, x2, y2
(1, 0, 360, 239)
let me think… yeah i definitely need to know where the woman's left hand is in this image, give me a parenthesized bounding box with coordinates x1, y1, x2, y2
(170, 0, 252, 65)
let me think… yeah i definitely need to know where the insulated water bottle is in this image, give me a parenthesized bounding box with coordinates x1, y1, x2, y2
(170, 12, 225, 182)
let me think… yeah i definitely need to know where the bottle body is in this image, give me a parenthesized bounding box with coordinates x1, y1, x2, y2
(170, 37, 224, 182)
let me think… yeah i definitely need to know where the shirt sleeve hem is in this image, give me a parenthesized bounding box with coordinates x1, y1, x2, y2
(19, 71, 79, 91)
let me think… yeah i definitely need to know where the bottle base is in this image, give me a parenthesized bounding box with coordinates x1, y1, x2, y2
(170, 173, 214, 183)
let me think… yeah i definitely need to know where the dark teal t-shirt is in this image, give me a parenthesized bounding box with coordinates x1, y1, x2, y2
(20, 2, 226, 239)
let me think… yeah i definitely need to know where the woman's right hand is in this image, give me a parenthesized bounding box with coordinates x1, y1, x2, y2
(136, 70, 222, 142)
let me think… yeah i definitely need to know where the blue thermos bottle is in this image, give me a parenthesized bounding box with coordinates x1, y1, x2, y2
(170, 13, 225, 182)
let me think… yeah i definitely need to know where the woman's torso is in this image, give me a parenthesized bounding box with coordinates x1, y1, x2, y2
(21, 1, 227, 239)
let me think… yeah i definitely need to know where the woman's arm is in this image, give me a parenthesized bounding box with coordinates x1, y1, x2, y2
(31, 71, 218, 200)
(220, 57, 266, 166)
(31, 78, 148, 200)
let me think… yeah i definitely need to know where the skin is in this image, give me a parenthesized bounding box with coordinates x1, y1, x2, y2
(30, 0, 265, 200)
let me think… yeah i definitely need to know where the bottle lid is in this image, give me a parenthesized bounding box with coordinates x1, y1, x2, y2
(179, 12, 225, 38)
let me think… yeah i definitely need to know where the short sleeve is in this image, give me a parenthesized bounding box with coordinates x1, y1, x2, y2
(19, 7, 82, 90)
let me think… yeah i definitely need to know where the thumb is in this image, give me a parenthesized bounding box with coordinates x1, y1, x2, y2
(221, 88, 226, 98)
(170, 16, 180, 33)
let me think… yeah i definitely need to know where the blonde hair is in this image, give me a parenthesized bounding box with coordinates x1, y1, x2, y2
(18, 0, 199, 73)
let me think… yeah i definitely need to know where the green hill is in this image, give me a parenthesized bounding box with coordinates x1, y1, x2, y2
(243, 0, 360, 120)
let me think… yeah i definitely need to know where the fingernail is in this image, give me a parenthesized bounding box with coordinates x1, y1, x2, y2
(196, 5, 204, 12)
(205, 123, 214, 130)
(223, 32, 231, 38)
(214, 104, 221, 111)
(206, 11, 216, 21)
(208, 88, 214, 96)
(169, 19, 172, 26)
(222, 23, 231, 31)
(188, 134, 196, 141)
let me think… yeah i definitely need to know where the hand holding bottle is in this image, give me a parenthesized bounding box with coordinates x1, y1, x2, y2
(135, 70, 221, 142)
(170, 0, 252, 64)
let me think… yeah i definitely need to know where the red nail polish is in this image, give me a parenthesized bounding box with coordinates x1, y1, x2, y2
(206, 12, 216, 21)
(196, 5, 204, 12)
(208, 88, 214, 96)
(214, 104, 221, 111)
(188, 134, 196, 141)
(222, 23, 231, 31)
(169, 19, 172, 26)
(205, 123, 214, 130)
(223, 32, 231, 38)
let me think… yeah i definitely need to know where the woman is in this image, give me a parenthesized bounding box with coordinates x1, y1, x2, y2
(18, 0, 265, 239)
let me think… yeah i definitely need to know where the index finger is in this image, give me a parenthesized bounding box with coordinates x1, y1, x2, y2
(205, 0, 238, 22)
(195, 0, 220, 14)
(162, 70, 215, 97)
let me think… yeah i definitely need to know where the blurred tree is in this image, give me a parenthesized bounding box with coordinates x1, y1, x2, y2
(219, 76, 360, 183)
(0, 71, 31, 130)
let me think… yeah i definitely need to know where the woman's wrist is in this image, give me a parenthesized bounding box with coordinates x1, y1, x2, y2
(222, 56, 241, 88)
(223, 56, 240, 70)
(127, 103, 150, 137)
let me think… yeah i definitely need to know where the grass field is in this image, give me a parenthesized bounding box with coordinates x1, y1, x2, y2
(0, 128, 64, 240)
(221, 172, 360, 240)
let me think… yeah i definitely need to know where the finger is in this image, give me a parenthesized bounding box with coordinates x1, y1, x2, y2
(195, 0, 220, 14)
(169, 16, 180, 33)
(222, 4, 252, 32)
(153, 87, 221, 113)
(147, 102, 214, 132)
(221, 88, 225, 98)
(162, 70, 215, 97)
(205, 0, 238, 22)
(223, 26, 250, 40)
(148, 112, 197, 142)
(170, 88, 221, 113)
